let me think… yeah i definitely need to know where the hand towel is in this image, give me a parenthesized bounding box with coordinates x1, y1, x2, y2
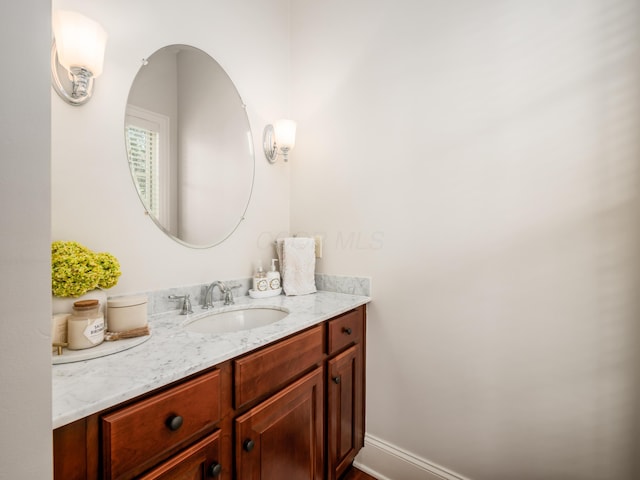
(276, 237, 317, 296)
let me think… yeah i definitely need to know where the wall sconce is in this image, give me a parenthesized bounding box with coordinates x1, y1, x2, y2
(51, 10, 108, 106)
(263, 119, 297, 163)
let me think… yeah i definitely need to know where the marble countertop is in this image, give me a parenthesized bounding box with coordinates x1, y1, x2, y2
(52, 291, 370, 429)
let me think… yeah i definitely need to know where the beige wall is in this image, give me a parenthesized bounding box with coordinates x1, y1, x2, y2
(0, 1, 52, 478)
(290, 0, 640, 479)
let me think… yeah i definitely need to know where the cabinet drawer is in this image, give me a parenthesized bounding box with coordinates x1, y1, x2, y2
(102, 369, 221, 480)
(327, 308, 363, 356)
(138, 430, 222, 480)
(234, 326, 323, 409)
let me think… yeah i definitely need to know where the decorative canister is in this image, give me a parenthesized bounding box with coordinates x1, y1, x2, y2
(67, 299, 105, 350)
(107, 296, 148, 332)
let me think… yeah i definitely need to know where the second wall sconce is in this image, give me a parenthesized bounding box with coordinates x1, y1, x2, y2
(263, 119, 297, 163)
(51, 10, 108, 106)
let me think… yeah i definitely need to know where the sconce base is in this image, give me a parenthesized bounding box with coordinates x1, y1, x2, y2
(263, 124, 278, 163)
(51, 41, 95, 106)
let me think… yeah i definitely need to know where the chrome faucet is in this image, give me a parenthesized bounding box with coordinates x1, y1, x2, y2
(202, 281, 234, 308)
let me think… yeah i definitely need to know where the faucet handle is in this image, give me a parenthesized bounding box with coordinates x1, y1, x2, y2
(220, 283, 242, 305)
(182, 294, 194, 314)
(168, 294, 194, 315)
(223, 290, 235, 306)
(225, 282, 242, 293)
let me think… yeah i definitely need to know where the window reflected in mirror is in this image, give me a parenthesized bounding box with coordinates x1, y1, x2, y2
(125, 105, 170, 227)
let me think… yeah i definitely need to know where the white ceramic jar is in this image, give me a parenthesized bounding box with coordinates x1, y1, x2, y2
(107, 296, 148, 332)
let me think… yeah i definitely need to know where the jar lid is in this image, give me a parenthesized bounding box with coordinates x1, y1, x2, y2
(107, 295, 148, 308)
(73, 299, 99, 309)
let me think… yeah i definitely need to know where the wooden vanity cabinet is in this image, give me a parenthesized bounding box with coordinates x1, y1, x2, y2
(53, 305, 366, 480)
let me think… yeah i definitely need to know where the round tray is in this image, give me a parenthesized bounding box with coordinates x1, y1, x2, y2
(52, 333, 151, 364)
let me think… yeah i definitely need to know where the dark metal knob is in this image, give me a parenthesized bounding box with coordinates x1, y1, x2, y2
(208, 462, 222, 477)
(243, 439, 255, 452)
(165, 415, 183, 431)
(343, 327, 352, 335)
(333, 376, 341, 384)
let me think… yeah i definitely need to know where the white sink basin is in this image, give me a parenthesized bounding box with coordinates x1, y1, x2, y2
(183, 307, 289, 334)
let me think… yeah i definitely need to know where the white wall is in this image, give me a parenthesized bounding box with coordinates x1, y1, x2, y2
(290, 1, 640, 479)
(52, 0, 292, 293)
(0, 1, 52, 478)
(47, 0, 640, 478)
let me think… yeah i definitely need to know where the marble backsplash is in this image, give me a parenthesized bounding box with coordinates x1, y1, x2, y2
(314, 273, 371, 296)
(109, 274, 371, 316)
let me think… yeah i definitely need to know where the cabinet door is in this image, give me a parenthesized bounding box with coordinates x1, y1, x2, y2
(235, 368, 324, 480)
(138, 430, 222, 480)
(327, 344, 363, 480)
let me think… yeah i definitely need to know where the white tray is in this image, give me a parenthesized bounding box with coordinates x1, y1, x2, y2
(248, 288, 282, 299)
(52, 333, 151, 364)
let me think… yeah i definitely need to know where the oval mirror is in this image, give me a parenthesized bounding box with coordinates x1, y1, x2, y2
(125, 44, 254, 248)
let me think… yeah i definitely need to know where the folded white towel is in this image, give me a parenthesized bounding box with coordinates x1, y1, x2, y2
(276, 237, 317, 296)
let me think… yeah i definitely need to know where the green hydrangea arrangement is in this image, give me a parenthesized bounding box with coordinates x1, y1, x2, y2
(51, 241, 122, 297)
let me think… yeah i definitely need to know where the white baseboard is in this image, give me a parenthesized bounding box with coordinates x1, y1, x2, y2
(353, 433, 471, 480)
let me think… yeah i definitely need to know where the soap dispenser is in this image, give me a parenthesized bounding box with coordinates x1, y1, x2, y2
(267, 259, 281, 291)
(253, 262, 268, 292)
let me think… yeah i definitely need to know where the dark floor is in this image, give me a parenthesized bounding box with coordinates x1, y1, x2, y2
(342, 466, 378, 480)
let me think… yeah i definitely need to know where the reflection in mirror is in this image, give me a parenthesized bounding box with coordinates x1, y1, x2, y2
(125, 44, 254, 248)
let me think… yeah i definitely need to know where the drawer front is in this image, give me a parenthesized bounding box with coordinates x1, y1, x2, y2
(234, 326, 323, 409)
(102, 369, 221, 480)
(138, 430, 222, 480)
(327, 308, 363, 356)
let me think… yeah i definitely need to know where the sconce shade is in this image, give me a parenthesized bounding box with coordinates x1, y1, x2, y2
(53, 10, 107, 78)
(264, 119, 297, 163)
(274, 119, 297, 150)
